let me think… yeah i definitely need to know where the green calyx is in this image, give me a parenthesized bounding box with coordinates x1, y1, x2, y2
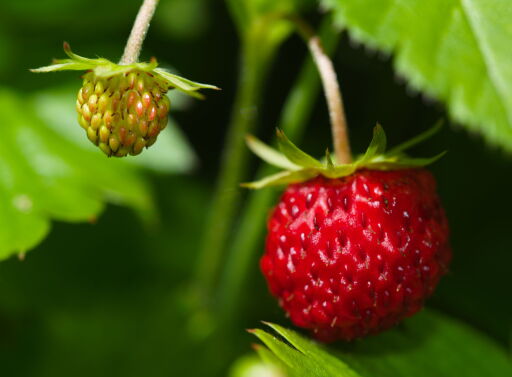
(243, 122, 446, 188)
(31, 42, 219, 99)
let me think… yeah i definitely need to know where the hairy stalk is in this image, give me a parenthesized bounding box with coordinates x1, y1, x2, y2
(217, 18, 341, 324)
(292, 17, 351, 164)
(194, 29, 282, 303)
(119, 0, 160, 65)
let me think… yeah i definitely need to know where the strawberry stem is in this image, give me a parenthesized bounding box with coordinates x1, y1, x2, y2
(119, 0, 160, 65)
(290, 16, 352, 164)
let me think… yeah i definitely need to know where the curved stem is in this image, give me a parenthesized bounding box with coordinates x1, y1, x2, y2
(119, 0, 160, 65)
(291, 17, 352, 164)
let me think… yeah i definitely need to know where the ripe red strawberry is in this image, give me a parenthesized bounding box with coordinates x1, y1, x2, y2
(261, 169, 450, 342)
(244, 124, 450, 342)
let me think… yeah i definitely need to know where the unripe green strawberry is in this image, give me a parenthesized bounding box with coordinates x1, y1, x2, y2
(31, 43, 218, 157)
(76, 71, 171, 156)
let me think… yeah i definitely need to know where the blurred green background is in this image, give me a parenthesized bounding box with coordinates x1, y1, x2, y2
(0, 0, 510, 376)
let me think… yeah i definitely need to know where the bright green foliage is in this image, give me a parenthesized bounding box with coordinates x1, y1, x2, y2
(251, 310, 512, 377)
(228, 354, 286, 377)
(0, 89, 155, 260)
(324, 0, 512, 150)
(251, 323, 361, 377)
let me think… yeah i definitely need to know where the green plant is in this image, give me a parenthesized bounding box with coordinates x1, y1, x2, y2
(0, 0, 510, 376)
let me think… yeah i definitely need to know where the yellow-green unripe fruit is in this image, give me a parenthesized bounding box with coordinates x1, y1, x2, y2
(32, 43, 218, 158)
(76, 70, 170, 157)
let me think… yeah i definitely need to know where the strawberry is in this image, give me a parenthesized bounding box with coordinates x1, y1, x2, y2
(76, 70, 170, 156)
(245, 123, 450, 341)
(32, 43, 218, 157)
(261, 170, 450, 341)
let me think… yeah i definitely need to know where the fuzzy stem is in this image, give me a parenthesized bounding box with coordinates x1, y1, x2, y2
(292, 17, 352, 164)
(216, 18, 341, 325)
(119, 0, 159, 65)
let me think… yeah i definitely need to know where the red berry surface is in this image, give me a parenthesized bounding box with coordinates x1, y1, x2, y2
(261, 169, 451, 342)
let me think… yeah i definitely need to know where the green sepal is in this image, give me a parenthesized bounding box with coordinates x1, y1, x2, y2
(323, 163, 357, 178)
(361, 123, 387, 162)
(325, 149, 335, 169)
(31, 42, 219, 98)
(245, 135, 300, 170)
(243, 123, 445, 188)
(387, 119, 443, 155)
(276, 129, 324, 169)
(364, 151, 447, 170)
(241, 169, 318, 189)
(152, 68, 219, 99)
(253, 344, 284, 368)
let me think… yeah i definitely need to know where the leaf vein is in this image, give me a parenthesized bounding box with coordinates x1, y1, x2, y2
(460, 0, 512, 126)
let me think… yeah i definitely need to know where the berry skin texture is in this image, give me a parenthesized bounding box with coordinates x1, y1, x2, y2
(261, 169, 451, 342)
(76, 70, 170, 157)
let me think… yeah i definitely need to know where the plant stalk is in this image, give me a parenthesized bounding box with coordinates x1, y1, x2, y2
(194, 28, 281, 303)
(216, 18, 341, 324)
(119, 0, 160, 65)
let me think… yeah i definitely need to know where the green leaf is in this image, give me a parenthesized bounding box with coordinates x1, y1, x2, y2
(251, 328, 322, 375)
(250, 325, 360, 377)
(0, 88, 155, 260)
(324, 0, 512, 150)
(276, 130, 324, 169)
(228, 353, 286, 377)
(254, 344, 286, 369)
(251, 310, 512, 377)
